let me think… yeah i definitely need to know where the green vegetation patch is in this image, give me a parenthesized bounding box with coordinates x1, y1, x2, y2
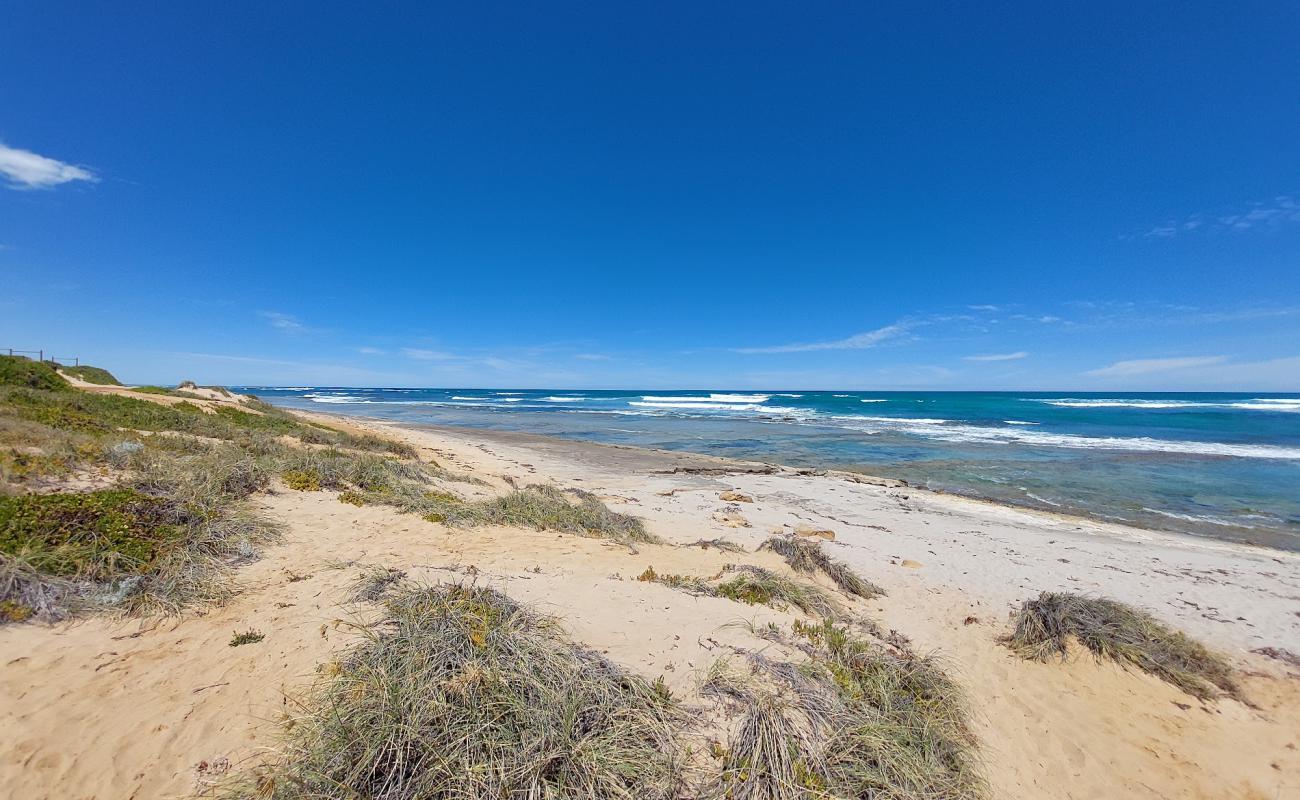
(0, 489, 181, 579)
(281, 469, 322, 491)
(57, 364, 121, 385)
(1003, 591, 1239, 701)
(230, 629, 265, 647)
(0, 356, 70, 392)
(0, 384, 414, 457)
(221, 583, 681, 799)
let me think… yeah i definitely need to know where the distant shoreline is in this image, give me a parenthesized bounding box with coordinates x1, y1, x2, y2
(292, 406, 1298, 559)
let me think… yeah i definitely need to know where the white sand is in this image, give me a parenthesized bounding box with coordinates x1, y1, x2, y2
(3, 412, 1298, 799)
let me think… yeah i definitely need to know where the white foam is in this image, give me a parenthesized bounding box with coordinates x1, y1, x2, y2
(638, 393, 770, 404)
(860, 399, 887, 403)
(847, 416, 950, 425)
(1035, 398, 1214, 409)
(1023, 491, 1064, 508)
(1004, 420, 1038, 425)
(544, 396, 583, 402)
(1034, 397, 1300, 412)
(1231, 401, 1300, 412)
(307, 395, 371, 404)
(1139, 507, 1269, 529)
(832, 417, 1300, 460)
(451, 396, 490, 400)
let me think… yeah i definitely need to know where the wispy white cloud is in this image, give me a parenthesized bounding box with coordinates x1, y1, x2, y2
(401, 347, 456, 361)
(259, 311, 315, 335)
(354, 346, 387, 356)
(574, 353, 612, 361)
(1142, 196, 1300, 238)
(963, 351, 1028, 362)
(0, 142, 97, 189)
(736, 322, 910, 354)
(1084, 355, 1226, 377)
(967, 304, 1000, 312)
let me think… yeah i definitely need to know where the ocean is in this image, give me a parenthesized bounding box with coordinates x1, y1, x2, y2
(243, 388, 1300, 551)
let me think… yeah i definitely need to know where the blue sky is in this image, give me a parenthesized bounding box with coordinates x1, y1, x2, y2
(2, 2, 1298, 390)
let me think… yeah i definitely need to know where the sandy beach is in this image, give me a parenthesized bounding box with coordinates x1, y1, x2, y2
(3, 400, 1298, 800)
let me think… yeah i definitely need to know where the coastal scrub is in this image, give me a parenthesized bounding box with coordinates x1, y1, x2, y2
(221, 583, 682, 799)
(1003, 591, 1239, 700)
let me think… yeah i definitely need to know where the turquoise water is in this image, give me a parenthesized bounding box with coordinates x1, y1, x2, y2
(243, 388, 1300, 551)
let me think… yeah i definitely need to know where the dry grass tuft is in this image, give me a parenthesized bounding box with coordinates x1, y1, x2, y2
(371, 482, 658, 545)
(221, 583, 682, 799)
(717, 564, 840, 618)
(703, 620, 984, 800)
(761, 535, 885, 599)
(1003, 591, 1239, 700)
(685, 537, 747, 553)
(638, 562, 839, 618)
(348, 565, 407, 603)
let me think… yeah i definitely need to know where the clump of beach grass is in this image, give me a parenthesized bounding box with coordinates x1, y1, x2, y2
(685, 537, 747, 553)
(717, 564, 840, 617)
(347, 565, 407, 602)
(762, 535, 885, 599)
(368, 482, 657, 545)
(221, 583, 682, 799)
(638, 562, 839, 617)
(1003, 591, 1239, 701)
(703, 621, 984, 800)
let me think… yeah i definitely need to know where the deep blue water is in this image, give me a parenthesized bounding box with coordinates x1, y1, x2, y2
(240, 388, 1300, 551)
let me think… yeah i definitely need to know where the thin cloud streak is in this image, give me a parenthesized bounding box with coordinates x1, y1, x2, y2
(1143, 196, 1300, 238)
(736, 322, 910, 354)
(401, 347, 457, 361)
(963, 351, 1028, 362)
(1084, 355, 1226, 377)
(0, 142, 98, 189)
(259, 311, 315, 335)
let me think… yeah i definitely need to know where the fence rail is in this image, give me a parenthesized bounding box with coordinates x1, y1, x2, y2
(2, 349, 78, 366)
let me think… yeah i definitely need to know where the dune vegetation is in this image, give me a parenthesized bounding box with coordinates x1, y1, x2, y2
(56, 363, 122, 385)
(1003, 591, 1239, 701)
(221, 583, 683, 800)
(703, 620, 984, 800)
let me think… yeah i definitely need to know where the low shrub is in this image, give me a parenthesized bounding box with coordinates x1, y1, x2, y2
(0, 356, 70, 392)
(281, 469, 322, 492)
(220, 583, 682, 799)
(57, 364, 121, 385)
(1003, 592, 1239, 700)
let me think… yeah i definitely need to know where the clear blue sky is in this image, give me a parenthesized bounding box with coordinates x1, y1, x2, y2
(2, 2, 1298, 390)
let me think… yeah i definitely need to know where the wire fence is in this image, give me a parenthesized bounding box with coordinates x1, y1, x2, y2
(2, 349, 79, 366)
